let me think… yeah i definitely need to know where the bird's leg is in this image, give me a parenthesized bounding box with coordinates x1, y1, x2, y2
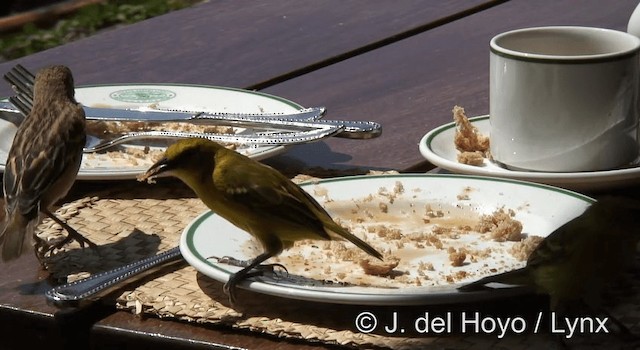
(212, 255, 288, 275)
(41, 209, 98, 254)
(215, 256, 252, 267)
(32, 231, 49, 260)
(222, 251, 281, 307)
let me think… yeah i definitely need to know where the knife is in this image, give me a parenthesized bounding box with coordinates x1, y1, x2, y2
(0, 101, 382, 139)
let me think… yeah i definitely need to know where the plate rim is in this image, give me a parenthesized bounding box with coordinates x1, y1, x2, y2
(180, 173, 594, 305)
(73, 82, 303, 110)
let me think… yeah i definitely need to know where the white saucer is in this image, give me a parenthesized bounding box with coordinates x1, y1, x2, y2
(418, 115, 640, 191)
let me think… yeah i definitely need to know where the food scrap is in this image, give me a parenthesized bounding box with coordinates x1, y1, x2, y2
(509, 235, 544, 261)
(81, 116, 238, 170)
(360, 256, 401, 276)
(475, 208, 524, 242)
(448, 248, 467, 267)
(136, 170, 155, 184)
(86, 120, 236, 136)
(453, 105, 490, 166)
(265, 182, 543, 289)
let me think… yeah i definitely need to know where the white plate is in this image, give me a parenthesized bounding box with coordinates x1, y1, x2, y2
(180, 174, 593, 305)
(0, 84, 302, 180)
(419, 115, 640, 191)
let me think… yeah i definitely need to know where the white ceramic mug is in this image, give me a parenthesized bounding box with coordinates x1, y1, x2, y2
(490, 26, 640, 172)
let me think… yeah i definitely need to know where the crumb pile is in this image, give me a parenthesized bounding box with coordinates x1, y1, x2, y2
(263, 181, 543, 289)
(453, 105, 490, 166)
(82, 119, 237, 169)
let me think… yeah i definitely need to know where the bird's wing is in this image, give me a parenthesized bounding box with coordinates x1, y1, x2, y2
(4, 103, 84, 218)
(213, 151, 330, 239)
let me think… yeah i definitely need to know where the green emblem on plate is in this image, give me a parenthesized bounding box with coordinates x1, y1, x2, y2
(109, 88, 176, 103)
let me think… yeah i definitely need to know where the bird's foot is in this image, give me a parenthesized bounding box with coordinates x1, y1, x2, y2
(63, 229, 98, 250)
(210, 255, 288, 276)
(38, 227, 98, 259)
(40, 211, 99, 257)
(211, 255, 288, 307)
(222, 269, 275, 307)
(211, 255, 251, 267)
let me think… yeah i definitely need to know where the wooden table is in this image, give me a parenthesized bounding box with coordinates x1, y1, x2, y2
(1, 0, 639, 349)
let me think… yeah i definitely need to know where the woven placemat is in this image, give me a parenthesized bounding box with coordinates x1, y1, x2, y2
(37, 175, 640, 349)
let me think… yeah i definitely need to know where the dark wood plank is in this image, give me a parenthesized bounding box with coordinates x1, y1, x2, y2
(262, 0, 640, 172)
(0, 250, 112, 350)
(91, 312, 339, 350)
(0, 0, 499, 97)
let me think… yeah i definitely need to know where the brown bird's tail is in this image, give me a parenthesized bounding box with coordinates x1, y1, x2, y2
(458, 268, 531, 291)
(0, 213, 32, 262)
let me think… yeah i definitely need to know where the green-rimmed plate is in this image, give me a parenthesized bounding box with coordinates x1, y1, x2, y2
(419, 115, 640, 191)
(0, 84, 302, 180)
(180, 174, 593, 305)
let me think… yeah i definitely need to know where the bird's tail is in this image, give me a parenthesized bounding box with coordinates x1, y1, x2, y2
(458, 268, 531, 291)
(0, 213, 32, 262)
(328, 225, 384, 260)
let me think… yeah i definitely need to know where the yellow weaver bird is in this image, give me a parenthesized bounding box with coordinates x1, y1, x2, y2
(1, 65, 96, 261)
(459, 196, 640, 313)
(140, 138, 383, 305)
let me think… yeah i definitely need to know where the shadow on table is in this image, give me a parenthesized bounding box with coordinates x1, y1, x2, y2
(17, 228, 166, 296)
(192, 269, 550, 338)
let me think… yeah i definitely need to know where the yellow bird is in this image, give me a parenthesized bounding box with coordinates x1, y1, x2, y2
(459, 196, 640, 312)
(141, 138, 383, 305)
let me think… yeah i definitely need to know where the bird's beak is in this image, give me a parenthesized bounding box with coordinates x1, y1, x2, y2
(140, 157, 172, 181)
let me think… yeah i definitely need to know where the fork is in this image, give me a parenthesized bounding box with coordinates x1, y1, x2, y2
(4, 64, 382, 138)
(9, 92, 345, 152)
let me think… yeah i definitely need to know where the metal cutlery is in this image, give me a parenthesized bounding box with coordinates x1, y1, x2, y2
(3, 64, 382, 139)
(46, 246, 185, 308)
(82, 128, 346, 152)
(2, 92, 347, 151)
(0, 101, 381, 139)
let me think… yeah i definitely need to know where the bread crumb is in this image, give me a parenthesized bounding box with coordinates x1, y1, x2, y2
(454, 271, 468, 279)
(421, 261, 435, 271)
(82, 120, 237, 170)
(453, 106, 490, 166)
(456, 186, 473, 200)
(313, 186, 329, 196)
(457, 151, 485, 166)
(425, 234, 444, 249)
(449, 249, 467, 267)
(425, 205, 444, 218)
(266, 182, 536, 289)
(86, 120, 235, 136)
(510, 235, 544, 261)
(476, 208, 523, 242)
(360, 256, 401, 276)
(369, 224, 402, 240)
(136, 172, 156, 184)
